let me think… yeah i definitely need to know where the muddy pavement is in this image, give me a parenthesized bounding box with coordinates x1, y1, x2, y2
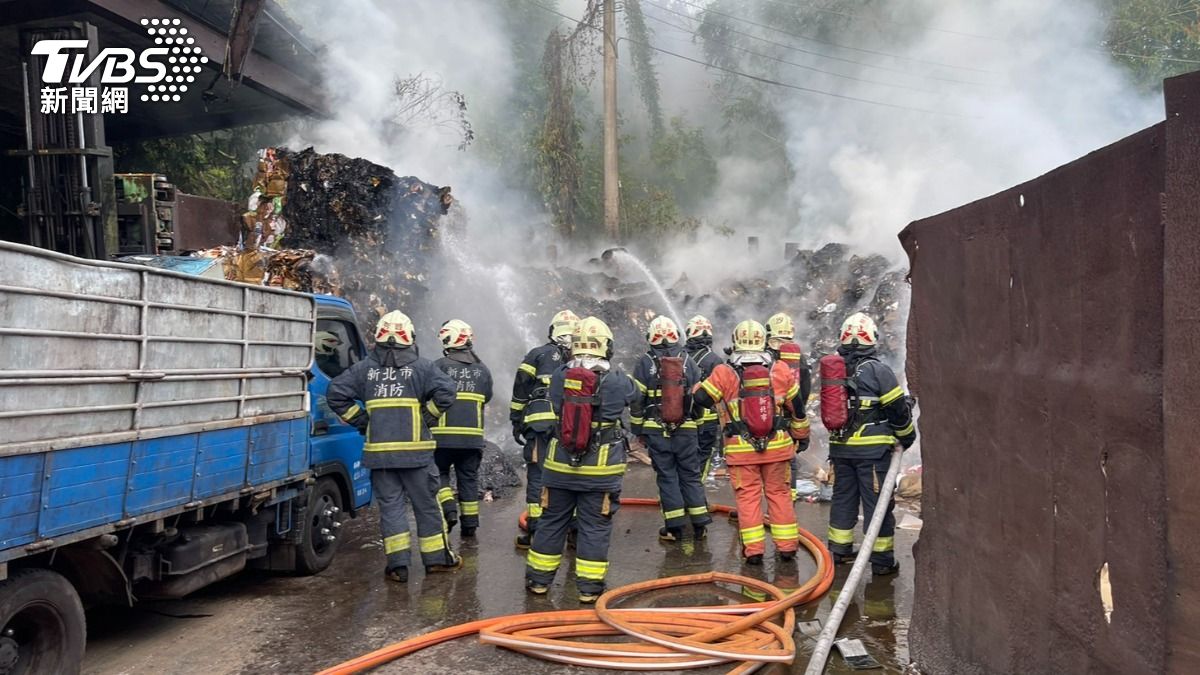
(83, 465, 916, 674)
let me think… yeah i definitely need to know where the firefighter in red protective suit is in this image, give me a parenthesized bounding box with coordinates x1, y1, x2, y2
(765, 312, 812, 499)
(693, 320, 806, 564)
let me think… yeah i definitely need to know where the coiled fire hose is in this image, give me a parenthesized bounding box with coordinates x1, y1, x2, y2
(316, 499, 835, 674)
(803, 446, 903, 675)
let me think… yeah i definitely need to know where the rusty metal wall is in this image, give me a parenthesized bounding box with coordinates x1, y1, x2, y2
(901, 71, 1200, 674)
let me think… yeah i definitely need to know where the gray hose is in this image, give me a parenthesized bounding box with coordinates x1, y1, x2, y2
(804, 446, 904, 675)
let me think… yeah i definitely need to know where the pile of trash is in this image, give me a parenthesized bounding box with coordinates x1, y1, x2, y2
(204, 147, 453, 339)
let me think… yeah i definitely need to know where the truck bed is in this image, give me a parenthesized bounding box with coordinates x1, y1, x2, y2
(0, 241, 318, 562)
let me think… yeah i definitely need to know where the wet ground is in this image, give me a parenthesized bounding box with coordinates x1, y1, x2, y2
(83, 464, 918, 674)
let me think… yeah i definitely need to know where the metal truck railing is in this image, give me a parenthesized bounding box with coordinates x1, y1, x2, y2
(0, 240, 316, 456)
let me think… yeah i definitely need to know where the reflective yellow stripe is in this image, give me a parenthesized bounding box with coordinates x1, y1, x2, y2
(686, 506, 709, 516)
(365, 397, 420, 410)
(384, 532, 411, 554)
(895, 421, 916, 437)
(662, 508, 686, 520)
(460, 501, 480, 516)
(431, 426, 485, 436)
(565, 378, 583, 390)
(457, 392, 486, 403)
(544, 457, 627, 476)
(510, 401, 526, 411)
(419, 533, 446, 554)
(723, 433, 795, 454)
(739, 525, 766, 544)
(743, 378, 770, 387)
(790, 418, 810, 429)
(519, 363, 537, 376)
(785, 383, 800, 400)
(770, 523, 800, 541)
(701, 410, 719, 422)
(527, 550, 561, 572)
(700, 379, 722, 400)
(575, 558, 609, 580)
(642, 419, 698, 430)
(527, 502, 543, 519)
(629, 416, 644, 425)
(873, 536, 895, 552)
(339, 404, 363, 423)
(633, 379, 648, 393)
(364, 440, 437, 452)
(424, 400, 441, 417)
(524, 412, 558, 423)
(880, 386, 905, 405)
(828, 527, 855, 545)
(436, 487, 455, 504)
(832, 434, 897, 447)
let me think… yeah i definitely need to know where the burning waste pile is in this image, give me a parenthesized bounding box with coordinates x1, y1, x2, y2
(205, 146, 453, 339)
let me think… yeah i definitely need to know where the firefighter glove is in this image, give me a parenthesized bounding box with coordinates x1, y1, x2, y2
(513, 423, 527, 447)
(796, 438, 810, 453)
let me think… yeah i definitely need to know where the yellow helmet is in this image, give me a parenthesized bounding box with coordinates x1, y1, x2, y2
(685, 315, 713, 339)
(731, 319, 767, 352)
(314, 330, 342, 356)
(549, 309, 580, 346)
(375, 310, 415, 346)
(438, 319, 474, 350)
(839, 312, 878, 347)
(766, 312, 795, 340)
(646, 315, 680, 346)
(573, 316, 614, 358)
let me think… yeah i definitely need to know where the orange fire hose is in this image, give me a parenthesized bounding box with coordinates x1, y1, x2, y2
(316, 498, 833, 675)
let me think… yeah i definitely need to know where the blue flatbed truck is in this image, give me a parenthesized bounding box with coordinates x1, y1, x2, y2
(0, 241, 372, 674)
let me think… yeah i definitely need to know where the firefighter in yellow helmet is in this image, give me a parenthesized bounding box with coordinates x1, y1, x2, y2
(511, 310, 579, 548)
(430, 320, 493, 538)
(526, 316, 638, 603)
(684, 315, 724, 476)
(824, 312, 916, 576)
(693, 320, 805, 564)
(326, 310, 461, 582)
(765, 312, 812, 500)
(630, 316, 710, 542)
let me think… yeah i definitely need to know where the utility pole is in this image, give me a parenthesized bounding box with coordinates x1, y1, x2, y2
(603, 0, 620, 241)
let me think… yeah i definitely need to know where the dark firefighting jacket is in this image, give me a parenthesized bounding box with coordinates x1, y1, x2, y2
(543, 361, 638, 493)
(630, 345, 703, 436)
(686, 339, 723, 427)
(510, 342, 567, 434)
(327, 344, 457, 469)
(828, 346, 916, 460)
(431, 351, 493, 450)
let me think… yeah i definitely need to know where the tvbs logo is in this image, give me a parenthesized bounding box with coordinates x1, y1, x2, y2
(33, 18, 207, 114)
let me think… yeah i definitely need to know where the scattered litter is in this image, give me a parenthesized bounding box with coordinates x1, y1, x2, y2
(835, 638, 882, 670)
(897, 513, 923, 530)
(797, 620, 822, 639)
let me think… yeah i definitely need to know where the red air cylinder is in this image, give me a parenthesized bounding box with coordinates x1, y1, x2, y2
(657, 356, 685, 425)
(819, 354, 850, 431)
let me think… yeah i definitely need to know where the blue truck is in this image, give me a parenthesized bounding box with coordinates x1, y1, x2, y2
(0, 241, 371, 673)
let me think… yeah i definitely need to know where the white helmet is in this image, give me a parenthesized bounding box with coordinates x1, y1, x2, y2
(646, 315, 680, 347)
(549, 309, 580, 347)
(438, 319, 474, 350)
(375, 310, 415, 346)
(685, 315, 713, 339)
(314, 331, 342, 356)
(839, 312, 878, 347)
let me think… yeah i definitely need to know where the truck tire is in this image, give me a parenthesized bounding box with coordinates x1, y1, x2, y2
(295, 476, 344, 575)
(0, 568, 85, 675)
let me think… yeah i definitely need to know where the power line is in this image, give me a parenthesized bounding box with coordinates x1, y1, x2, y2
(639, 9, 941, 94)
(640, 0, 990, 88)
(523, 0, 972, 118)
(663, 0, 991, 74)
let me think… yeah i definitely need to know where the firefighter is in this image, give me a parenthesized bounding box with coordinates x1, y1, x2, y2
(693, 320, 805, 565)
(631, 316, 711, 542)
(511, 310, 580, 549)
(525, 316, 637, 603)
(314, 330, 345, 377)
(327, 310, 461, 583)
(826, 312, 916, 576)
(765, 312, 813, 499)
(684, 315, 724, 478)
(431, 320, 493, 538)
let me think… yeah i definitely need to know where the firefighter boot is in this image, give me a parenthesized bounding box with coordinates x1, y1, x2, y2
(425, 551, 463, 574)
(693, 524, 707, 540)
(461, 526, 477, 538)
(515, 532, 532, 549)
(872, 562, 900, 576)
(744, 554, 764, 566)
(386, 566, 409, 583)
(526, 580, 550, 595)
(659, 526, 684, 543)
